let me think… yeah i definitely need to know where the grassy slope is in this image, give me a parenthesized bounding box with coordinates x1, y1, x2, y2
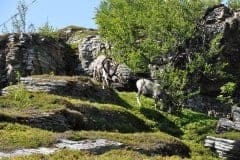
(0, 83, 226, 159)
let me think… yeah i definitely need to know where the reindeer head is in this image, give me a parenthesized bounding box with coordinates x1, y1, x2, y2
(102, 57, 119, 78)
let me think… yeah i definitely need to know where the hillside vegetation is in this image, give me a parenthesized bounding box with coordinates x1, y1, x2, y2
(0, 81, 223, 160)
(1, 0, 240, 159)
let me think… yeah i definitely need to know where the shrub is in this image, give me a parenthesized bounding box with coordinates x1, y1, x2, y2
(38, 22, 59, 40)
(6, 84, 32, 109)
(217, 82, 236, 105)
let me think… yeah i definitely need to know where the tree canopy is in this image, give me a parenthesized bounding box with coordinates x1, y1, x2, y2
(95, 0, 222, 72)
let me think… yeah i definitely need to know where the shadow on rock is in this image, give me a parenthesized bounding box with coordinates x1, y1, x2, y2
(0, 104, 150, 133)
(130, 142, 190, 158)
(65, 105, 150, 133)
(19, 77, 132, 109)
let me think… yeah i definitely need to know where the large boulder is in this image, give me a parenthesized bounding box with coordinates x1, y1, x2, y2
(78, 35, 110, 74)
(0, 33, 79, 88)
(88, 54, 135, 91)
(205, 136, 240, 160)
(232, 105, 240, 122)
(112, 63, 135, 91)
(216, 118, 240, 133)
(2, 76, 125, 105)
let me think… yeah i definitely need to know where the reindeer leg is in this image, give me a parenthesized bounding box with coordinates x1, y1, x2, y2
(136, 91, 142, 106)
(101, 68, 105, 89)
(102, 81, 105, 89)
(102, 75, 105, 89)
(154, 99, 158, 110)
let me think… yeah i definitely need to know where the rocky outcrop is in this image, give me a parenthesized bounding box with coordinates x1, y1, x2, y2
(205, 136, 240, 160)
(112, 63, 135, 91)
(185, 95, 231, 118)
(216, 118, 240, 133)
(0, 139, 123, 158)
(78, 35, 110, 74)
(195, 5, 240, 96)
(0, 29, 135, 91)
(216, 106, 240, 133)
(232, 105, 240, 122)
(59, 25, 97, 45)
(0, 33, 79, 88)
(12, 76, 124, 104)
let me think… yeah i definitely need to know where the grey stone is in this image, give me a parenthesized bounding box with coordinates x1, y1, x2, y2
(56, 139, 123, 151)
(0, 33, 79, 88)
(205, 136, 240, 160)
(232, 105, 240, 122)
(216, 118, 240, 133)
(78, 35, 110, 73)
(0, 139, 123, 158)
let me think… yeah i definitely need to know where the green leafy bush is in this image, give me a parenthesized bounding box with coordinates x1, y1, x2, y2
(38, 22, 59, 39)
(228, 0, 240, 10)
(6, 84, 32, 109)
(96, 0, 206, 71)
(155, 66, 188, 114)
(217, 82, 236, 104)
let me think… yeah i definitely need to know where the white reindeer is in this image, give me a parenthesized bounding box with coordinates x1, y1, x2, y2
(136, 78, 162, 109)
(89, 55, 118, 89)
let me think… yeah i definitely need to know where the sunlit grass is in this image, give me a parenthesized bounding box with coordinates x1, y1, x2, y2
(0, 122, 57, 151)
(0, 85, 222, 159)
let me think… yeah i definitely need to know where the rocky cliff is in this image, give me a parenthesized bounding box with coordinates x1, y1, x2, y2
(0, 33, 79, 88)
(191, 4, 240, 96)
(0, 27, 134, 90)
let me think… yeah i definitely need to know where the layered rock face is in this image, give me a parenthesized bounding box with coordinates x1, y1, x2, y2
(0, 33, 79, 88)
(193, 4, 240, 96)
(0, 31, 134, 91)
(78, 35, 110, 74)
(216, 105, 240, 133)
(78, 36, 135, 90)
(205, 136, 240, 160)
(206, 106, 240, 159)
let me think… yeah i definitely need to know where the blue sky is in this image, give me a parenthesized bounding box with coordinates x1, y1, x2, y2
(0, 0, 102, 31)
(0, 0, 230, 32)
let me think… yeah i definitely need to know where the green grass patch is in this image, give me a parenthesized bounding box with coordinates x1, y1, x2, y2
(211, 131, 240, 140)
(70, 131, 180, 148)
(0, 85, 221, 159)
(8, 149, 184, 160)
(30, 75, 93, 82)
(0, 86, 67, 114)
(0, 122, 57, 151)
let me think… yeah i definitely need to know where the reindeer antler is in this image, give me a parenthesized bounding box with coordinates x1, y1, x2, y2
(102, 57, 112, 74)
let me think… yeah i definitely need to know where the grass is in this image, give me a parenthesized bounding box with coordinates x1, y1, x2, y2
(0, 83, 224, 159)
(211, 131, 240, 140)
(30, 75, 93, 82)
(70, 131, 185, 151)
(8, 149, 184, 160)
(0, 86, 67, 114)
(0, 122, 57, 151)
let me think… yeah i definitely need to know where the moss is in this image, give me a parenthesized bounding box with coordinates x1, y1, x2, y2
(211, 131, 240, 140)
(0, 88, 66, 113)
(69, 43, 79, 50)
(8, 149, 184, 160)
(0, 122, 56, 151)
(0, 88, 221, 159)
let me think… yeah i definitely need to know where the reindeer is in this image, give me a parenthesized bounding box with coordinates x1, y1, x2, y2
(89, 55, 118, 89)
(136, 78, 163, 109)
